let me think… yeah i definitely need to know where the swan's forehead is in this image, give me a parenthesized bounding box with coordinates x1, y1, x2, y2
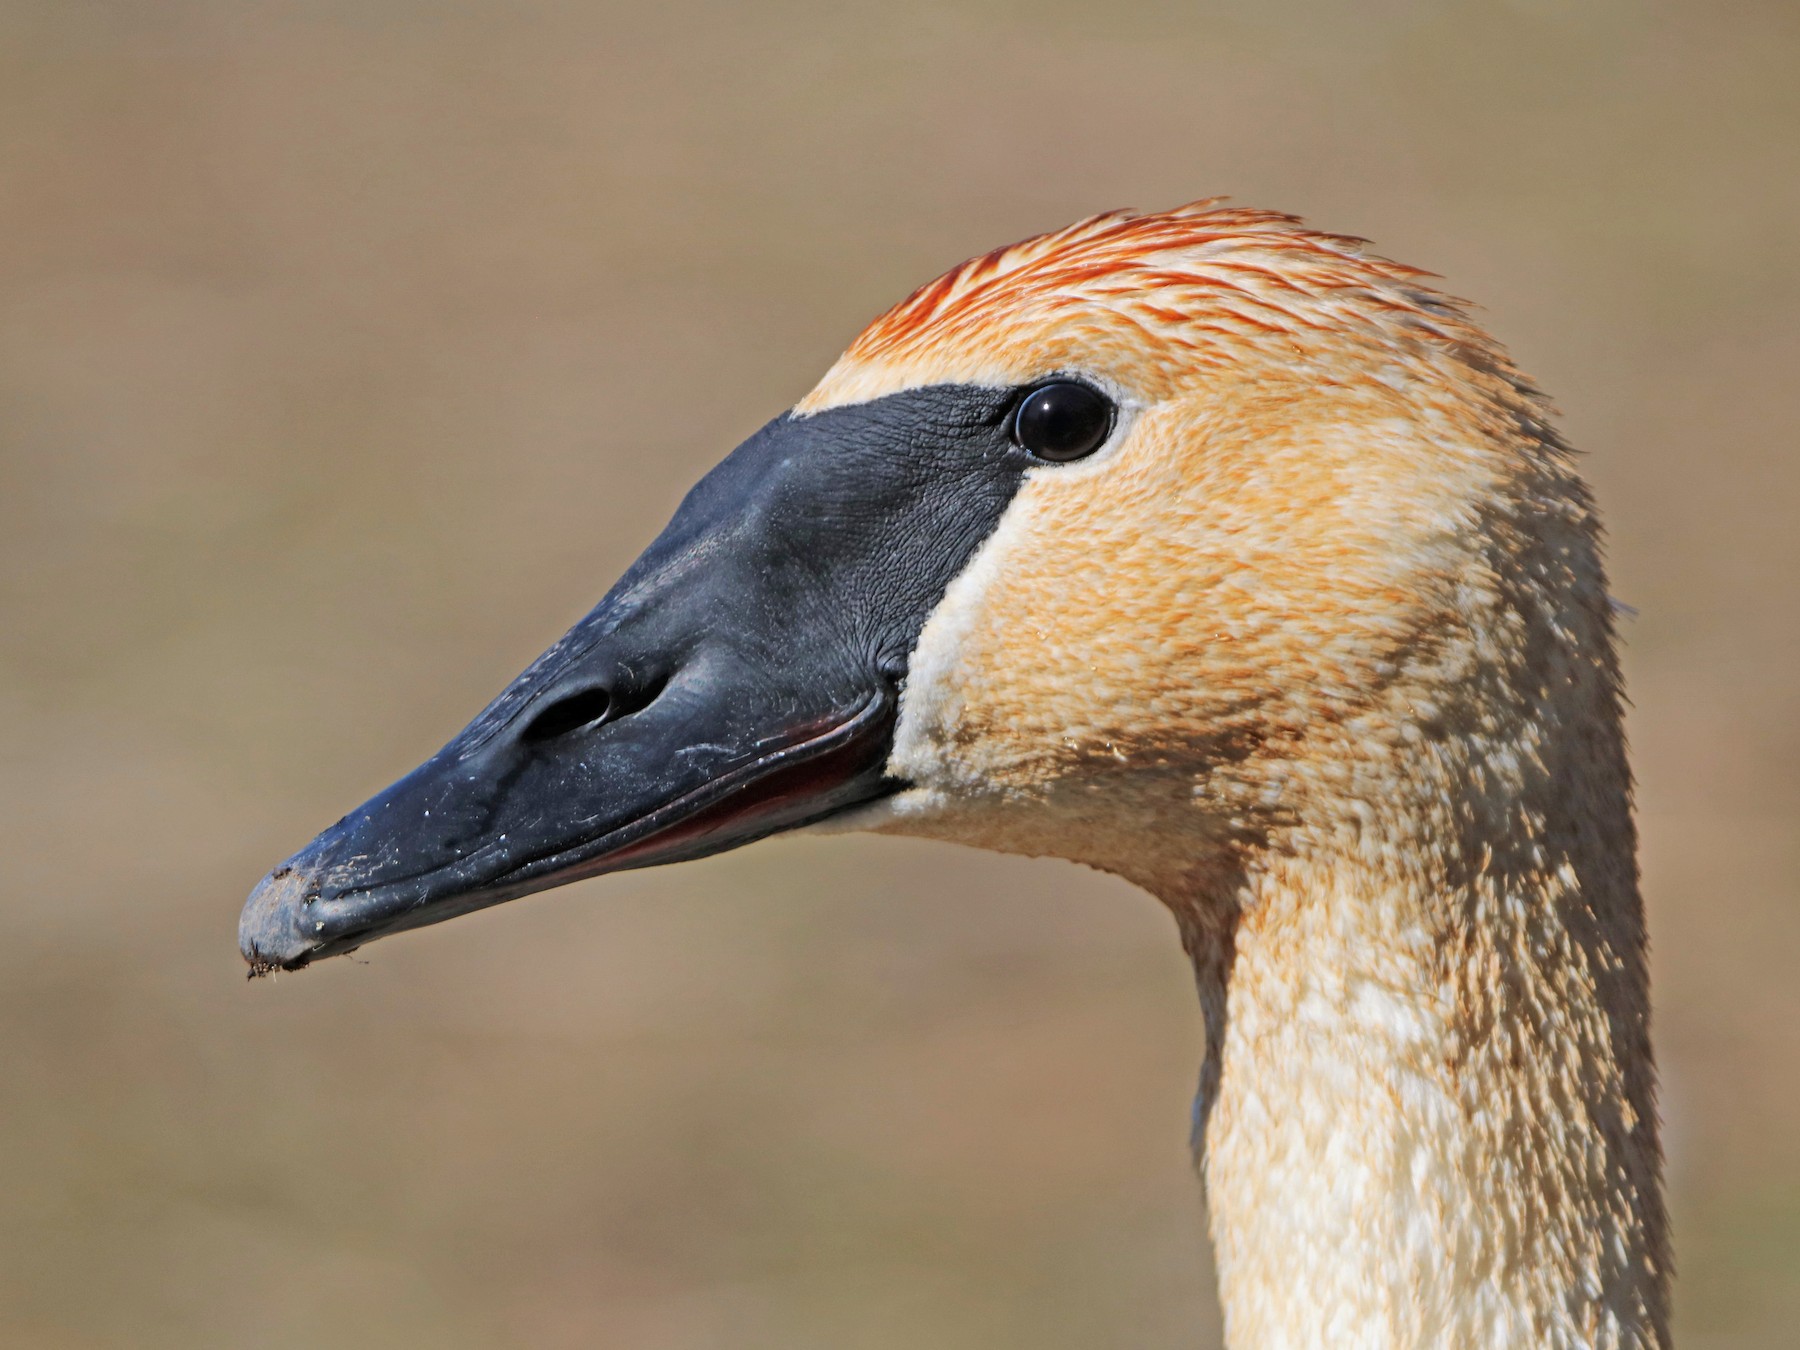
(797, 257, 1192, 418)
(797, 304, 1184, 417)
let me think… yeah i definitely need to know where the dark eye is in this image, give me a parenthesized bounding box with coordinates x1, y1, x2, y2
(1009, 381, 1115, 462)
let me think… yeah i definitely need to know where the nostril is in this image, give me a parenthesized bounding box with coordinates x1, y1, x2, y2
(518, 672, 668, 745)
(520, 686, 614, 743)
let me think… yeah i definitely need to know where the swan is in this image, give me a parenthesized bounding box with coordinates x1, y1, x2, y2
(242, 200, 1669, 1348)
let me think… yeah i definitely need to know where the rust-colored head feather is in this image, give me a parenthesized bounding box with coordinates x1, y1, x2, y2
(800, 200, 1525, 420)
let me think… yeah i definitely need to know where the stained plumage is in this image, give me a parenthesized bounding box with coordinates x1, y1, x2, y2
(244, 201, 1668, 1348)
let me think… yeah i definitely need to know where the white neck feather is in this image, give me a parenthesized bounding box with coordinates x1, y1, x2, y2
(1163, 645, 1669, 1349)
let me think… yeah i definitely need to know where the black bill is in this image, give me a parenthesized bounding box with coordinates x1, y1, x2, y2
(240, 382, 1039, 972)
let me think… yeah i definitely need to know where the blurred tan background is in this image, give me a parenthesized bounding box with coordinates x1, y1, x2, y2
(2, 1, 1796, 1346)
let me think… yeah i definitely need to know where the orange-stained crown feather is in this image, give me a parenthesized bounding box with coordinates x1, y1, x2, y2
(854, 199, 1447, 352)
(798, 199, 1531, 420)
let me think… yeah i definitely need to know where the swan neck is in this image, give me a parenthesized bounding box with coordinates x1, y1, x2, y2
(1167, 721, 1670, 1348)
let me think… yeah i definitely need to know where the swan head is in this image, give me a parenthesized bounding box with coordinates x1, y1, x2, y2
(241, 200, 1581, 970)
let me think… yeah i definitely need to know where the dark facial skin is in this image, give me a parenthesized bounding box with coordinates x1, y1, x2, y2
(239, 383, 1061, 972)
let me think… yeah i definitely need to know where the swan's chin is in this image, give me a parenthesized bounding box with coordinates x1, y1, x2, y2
(795, 786, 958, 836)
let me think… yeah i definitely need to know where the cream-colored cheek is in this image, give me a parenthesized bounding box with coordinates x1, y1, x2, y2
(880, 483, 1032, 807)
(879, 411, 1213, 809)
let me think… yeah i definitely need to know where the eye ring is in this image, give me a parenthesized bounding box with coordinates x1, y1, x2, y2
(1008, 381, 1115, 462)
